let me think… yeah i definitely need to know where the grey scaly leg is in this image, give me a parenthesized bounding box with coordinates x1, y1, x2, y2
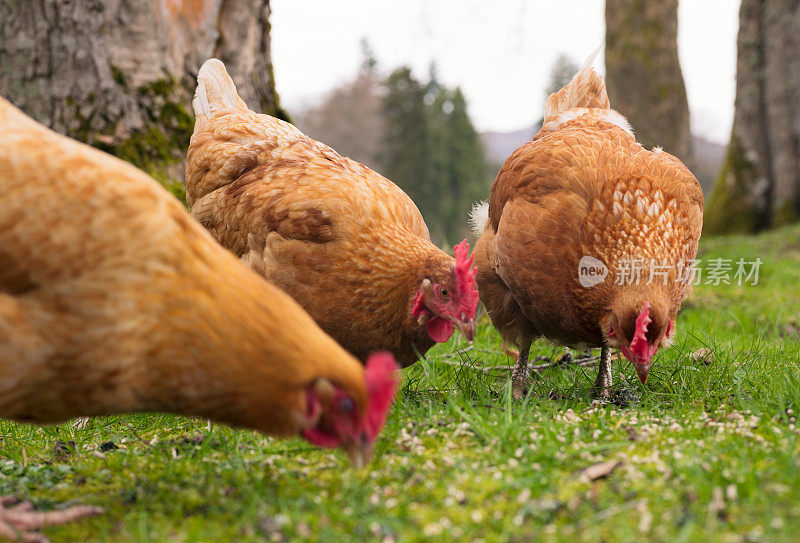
(511, 338, 532, 399)
(591, 346, 612, 398)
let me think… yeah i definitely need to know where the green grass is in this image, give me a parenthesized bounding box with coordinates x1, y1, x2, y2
(2, 224, 800, 542)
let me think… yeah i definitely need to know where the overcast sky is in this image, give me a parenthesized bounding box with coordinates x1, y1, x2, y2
(271, 1, 739, 144)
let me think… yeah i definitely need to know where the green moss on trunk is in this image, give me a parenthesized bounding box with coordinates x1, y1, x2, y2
(64, 75, 193, 205)
(705, 135, 763, 234)
(773, 200, 799, 228)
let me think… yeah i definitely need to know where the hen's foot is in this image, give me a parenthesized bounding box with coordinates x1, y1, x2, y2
(0, 496, 103, 543)
(590, 347, 612, 399)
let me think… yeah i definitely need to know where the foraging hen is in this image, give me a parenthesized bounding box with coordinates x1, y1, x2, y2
(185, 59, 479, 367)
(0, 96, 399, 470)
(472, 59, 703, 396)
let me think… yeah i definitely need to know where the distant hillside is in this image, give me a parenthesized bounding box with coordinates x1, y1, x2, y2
(480, 126, 725, 194)
(479, 125, 539, 167)
(691, 135, 727, 194)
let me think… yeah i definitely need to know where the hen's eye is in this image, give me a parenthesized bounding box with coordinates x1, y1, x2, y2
(339, 397, 354, 413)
(439, 287, 449, 298)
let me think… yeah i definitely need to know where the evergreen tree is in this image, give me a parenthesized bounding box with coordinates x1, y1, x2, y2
(381, 67, 491, 245)
(381, 67, 435, 226)
(424, 65, 453, 241)
(359, 38, 378, 73)
(442, 87, 490, 242)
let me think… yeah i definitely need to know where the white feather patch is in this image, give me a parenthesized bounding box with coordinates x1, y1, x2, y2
(541, 108, 633, 136)
(469, 201, 489, 237)
(192, 80, 210, 118)
(598, 110, 633, 135)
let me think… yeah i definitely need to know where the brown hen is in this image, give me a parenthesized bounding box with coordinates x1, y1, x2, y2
(185, 59, 479, 367)
(472, 60, 703, 397)
(0, 96, 399, 467)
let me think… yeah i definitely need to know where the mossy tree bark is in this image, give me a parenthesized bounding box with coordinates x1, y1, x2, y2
(706, 0, 800, 234)
(0, 0, 287, 194)
(605, 0, 692, 162)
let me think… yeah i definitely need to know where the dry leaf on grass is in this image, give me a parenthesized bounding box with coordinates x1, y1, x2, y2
(691, 348, 714, 365)
(579, 460, 621, 481)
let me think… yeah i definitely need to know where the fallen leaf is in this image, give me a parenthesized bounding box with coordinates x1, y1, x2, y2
(501, 344, 519, 358)
(580, 460, 621, 481)
(94, 134, 115, 145)
(691, 348, 714, 365)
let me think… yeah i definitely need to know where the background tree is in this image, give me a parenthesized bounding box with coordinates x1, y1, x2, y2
(605, 0, 692, 161)
(421, 64, 452, 241)
(295, 40, 384, 170)
(381, 66, 490, 245)
(545, 54, 580, 100)
(0, 0, 287, 195)
(706, 0, 800, 234)
(441, 87, 491, 242)
(381, 67, 435, 231)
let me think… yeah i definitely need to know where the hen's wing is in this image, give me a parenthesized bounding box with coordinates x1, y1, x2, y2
(186, 59, 429, 260)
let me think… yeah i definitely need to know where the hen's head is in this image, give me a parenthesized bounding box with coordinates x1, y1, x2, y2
(302, 352, 399, 467)
(411, 239, 480, 343)
(604, 301, 674, 384)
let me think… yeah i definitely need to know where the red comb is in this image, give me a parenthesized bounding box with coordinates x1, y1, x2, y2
(454, 239, 479, 319)
(363, 352, 400, 439)
(629, 302, 652, 360)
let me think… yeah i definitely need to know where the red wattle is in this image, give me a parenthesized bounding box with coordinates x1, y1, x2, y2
(303, 427, 342, 448)
(364, 352, 400, 439)
(427, 316, 454, 343)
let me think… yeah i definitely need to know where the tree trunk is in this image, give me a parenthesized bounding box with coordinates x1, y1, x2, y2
(0, 0, 286, 189)
(706, 0, 800, 234)
(605, 0, 692, 162)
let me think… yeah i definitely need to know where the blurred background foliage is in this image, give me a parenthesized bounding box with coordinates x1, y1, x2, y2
(296, 45, 490, 245)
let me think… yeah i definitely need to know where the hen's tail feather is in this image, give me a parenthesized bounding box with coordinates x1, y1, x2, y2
(193, 58, 248, 122)
(544, 46, 609, 120)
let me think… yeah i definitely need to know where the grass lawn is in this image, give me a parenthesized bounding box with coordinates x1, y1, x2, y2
(2, 224, 800, 542)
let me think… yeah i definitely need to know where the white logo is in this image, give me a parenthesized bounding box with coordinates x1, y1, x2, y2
(578, 256, 608, 287)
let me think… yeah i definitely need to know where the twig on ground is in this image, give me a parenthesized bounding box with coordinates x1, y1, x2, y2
(433, 353, 600, 375)
(0, 496, 103, 543)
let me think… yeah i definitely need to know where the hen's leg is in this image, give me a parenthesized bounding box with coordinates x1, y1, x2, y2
(591, 347, 612, 398)
(511, 337, 532, 399)
(0, 496, 103, 542)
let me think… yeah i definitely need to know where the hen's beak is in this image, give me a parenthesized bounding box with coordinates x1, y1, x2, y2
(634, 361, 651, 384)
(453, 317, 475, 343)
(344, 432, 372, 469)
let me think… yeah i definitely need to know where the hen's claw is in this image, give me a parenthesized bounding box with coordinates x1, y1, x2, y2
(0, 496, 103, 542)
